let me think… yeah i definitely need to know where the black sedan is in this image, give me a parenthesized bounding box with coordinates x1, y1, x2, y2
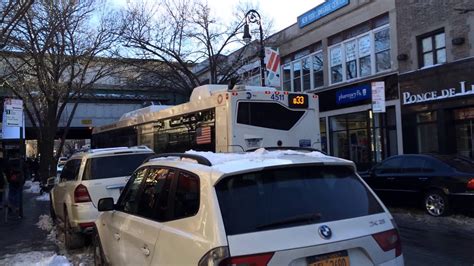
(360, 154, 474, 216)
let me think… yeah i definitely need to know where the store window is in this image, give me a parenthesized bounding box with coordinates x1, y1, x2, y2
(329, 112, 370, 169)
(282, 51, 325, 92)
(320, 117, 327, 153)
(416, 111, 438, 153)
(419, 30, 446, 68)
(329, 26, 391, 85)
(454, 107, 474, 159)
(372, 107, 398, 163)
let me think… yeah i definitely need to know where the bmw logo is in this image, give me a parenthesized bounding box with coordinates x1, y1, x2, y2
(318, 225, 332, 240)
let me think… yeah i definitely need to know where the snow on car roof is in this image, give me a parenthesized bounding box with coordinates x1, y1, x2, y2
(147, 148, 355, 176)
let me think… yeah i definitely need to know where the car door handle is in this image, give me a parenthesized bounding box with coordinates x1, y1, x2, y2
(114, 233, 120, 241)
(387, 177, 396, 180)
(141, 247, 150, 256)
(418, 177, 428, 181)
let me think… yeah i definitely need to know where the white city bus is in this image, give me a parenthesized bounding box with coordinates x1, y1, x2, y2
(91, 84, 321, 152)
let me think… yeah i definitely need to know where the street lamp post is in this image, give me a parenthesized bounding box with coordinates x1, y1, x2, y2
(243, 9, 265, 87)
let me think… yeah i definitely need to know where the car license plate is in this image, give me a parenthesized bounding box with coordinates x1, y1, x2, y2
(307, 251, 350, 266)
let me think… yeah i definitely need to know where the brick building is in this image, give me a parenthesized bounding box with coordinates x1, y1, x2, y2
(396, 0, 474, 158)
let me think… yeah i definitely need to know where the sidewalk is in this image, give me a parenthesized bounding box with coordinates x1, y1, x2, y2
(0, 183, 57, 258)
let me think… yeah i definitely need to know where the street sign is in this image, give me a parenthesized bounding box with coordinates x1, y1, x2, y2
(371, 82, 386, 113)
(4, 98, 24, 127)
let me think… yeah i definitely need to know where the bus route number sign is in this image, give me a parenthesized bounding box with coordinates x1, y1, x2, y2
(288, 94, 308, 109)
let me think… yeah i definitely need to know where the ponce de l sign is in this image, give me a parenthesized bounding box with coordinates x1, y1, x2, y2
(403, 81, 474, 105)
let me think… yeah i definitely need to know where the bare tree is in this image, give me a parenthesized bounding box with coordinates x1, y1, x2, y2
(0, 0, 120, 183)
(0, 0, 34, 47)
(119, 0, 273, 97)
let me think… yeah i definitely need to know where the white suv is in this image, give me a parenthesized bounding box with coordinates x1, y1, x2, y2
(50, 146, 154, 250)
(93, 149, 404, 266)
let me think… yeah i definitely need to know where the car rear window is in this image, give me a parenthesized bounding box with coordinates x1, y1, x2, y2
(82, 153, 152, 180)
(215, 165, 384, 235)
(432, 155, 474, 173)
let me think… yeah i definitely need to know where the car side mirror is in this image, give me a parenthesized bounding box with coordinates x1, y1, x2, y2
(98, 197, 115, 212)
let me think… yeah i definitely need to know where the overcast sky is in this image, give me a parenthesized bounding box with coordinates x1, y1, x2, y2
(109, 0, 324, 33)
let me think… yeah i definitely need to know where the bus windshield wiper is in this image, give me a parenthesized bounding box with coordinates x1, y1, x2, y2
(256, 213, 321, 230)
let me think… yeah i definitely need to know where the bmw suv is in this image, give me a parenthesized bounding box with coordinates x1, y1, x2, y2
(94, 149, 404, 265)
(50, 146, 154, 250)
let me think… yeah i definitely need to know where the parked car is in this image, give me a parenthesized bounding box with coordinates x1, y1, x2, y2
(50, 146, 154, 250)
(360, 154, 474, 216)
(93, 149, 404, 266)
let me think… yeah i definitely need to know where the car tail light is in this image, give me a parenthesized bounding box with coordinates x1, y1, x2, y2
(219, 252, 274, 266)
(372, 229, 402, 257)
(78, 222, 95, 229)
(198, 247, 229, 266)
(74, 184, 91, 203)
(467, 179, 474, 190)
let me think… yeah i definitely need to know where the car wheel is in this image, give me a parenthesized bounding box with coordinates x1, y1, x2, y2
(64, 211, 85, 250)
(424, 190, 449, 217)
(93, 228, 107, 266)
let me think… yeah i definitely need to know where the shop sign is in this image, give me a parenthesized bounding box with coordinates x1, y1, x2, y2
(402, 81, 474, 105)
(336, 84, 370, 105)
(371, 82, 386, 113)
(298, 0, 350, 28)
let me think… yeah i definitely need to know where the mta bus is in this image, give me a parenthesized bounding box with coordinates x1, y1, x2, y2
(91, 85, 321, 152)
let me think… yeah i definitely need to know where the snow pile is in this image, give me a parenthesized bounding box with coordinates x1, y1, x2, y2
(36, 215, 53, 232)
(24, 181, 41, 194)
(0, 251, 70, 266)
(391, 208, 474, 229)
(36, 193, 51, 201)
(24, 180, 33, 188)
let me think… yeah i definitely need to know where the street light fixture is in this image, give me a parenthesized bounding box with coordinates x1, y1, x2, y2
(243, 9, 265, 87)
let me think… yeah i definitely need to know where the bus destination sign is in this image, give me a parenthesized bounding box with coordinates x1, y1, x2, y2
(288, 94, 309, 109)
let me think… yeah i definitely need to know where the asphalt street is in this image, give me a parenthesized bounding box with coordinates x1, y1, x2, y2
(392, 209, 474, 266)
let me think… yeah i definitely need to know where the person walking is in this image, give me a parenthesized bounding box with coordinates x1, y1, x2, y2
(6, 159, 24, 219)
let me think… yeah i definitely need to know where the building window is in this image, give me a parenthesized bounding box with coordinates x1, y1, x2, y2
(281, 51, 324, 92)
(419, 30, 446, 68)
(374, 28, 391, 72)
(282, 63, 291, 91)
(345, 40, 357, 80)
(330, 46, 343, 83)
(329, 25, 391, 85)
(358, 34, 371, 77)
(293, 61, 302, 92)
(313, 53, 324, 88)
(416, 111, 438, 153)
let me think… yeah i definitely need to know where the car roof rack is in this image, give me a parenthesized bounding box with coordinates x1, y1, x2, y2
(246, 146, 327, 154)
(143, 153, 212, 166)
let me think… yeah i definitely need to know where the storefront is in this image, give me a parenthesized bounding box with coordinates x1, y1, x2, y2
(318, 74, 402, 171)
(400, 58, 474, 158)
